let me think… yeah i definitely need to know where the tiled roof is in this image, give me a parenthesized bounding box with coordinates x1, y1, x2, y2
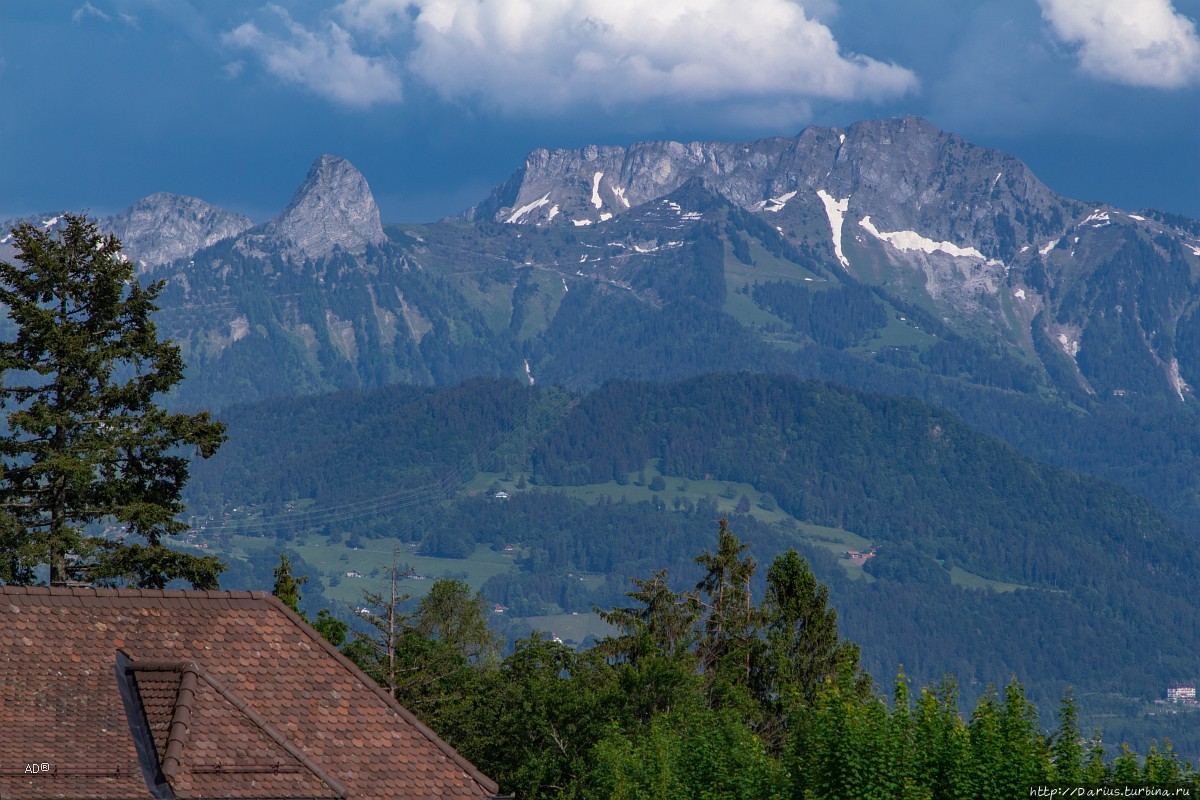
(0, 586, 500, 800)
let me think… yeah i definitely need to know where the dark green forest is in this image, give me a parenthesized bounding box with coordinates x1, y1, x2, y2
(189, 373, 1200, 759)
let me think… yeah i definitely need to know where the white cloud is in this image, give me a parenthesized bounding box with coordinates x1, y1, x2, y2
(222, 6, 403, 107)
(404, 0, 917, 112)
(1038, 0, 1200, 88)
(72, 2, 111, 24)
(337, 0, 413, 39)
(227, 1, 914, 118)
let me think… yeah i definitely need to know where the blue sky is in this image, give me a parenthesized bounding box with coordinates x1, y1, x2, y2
(1, 0, 1197, 223)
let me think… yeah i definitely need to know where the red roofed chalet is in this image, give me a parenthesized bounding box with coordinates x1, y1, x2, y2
(0, 586, 502, 800)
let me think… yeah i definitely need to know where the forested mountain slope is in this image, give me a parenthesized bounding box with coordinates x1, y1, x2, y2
(189, 374, 1200, 753)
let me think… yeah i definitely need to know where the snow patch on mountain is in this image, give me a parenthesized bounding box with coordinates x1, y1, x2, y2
(507, 193, 551, 224)
(762, 190, 797, 213)
(858, 216, 985, 260)
(1039, 238, 1060, 256)
(613, 186, 631, 208)
(591, 172, 604, 210)
(816, 189, 849, 268)
(1170, 358, 1189, 401)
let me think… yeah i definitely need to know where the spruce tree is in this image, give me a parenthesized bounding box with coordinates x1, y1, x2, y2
(0, 214, 226, 587)
(272, 553, 307, 612)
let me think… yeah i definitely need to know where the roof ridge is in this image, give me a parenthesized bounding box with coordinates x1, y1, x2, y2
(131, 661, 199, 782)
(0, 585, 269, 601)
(261, 593, 501, 796)
(130, 659, 349, 798)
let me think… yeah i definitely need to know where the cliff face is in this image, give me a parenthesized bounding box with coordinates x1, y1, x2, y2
(258, 154, 386, 260)
(2, 197, 251, 272)
(462, 117, 1076, 263)
(103, 193, 253, 271)
(456, 116, 1200, 403)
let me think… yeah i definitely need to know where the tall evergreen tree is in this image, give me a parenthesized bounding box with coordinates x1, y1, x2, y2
(1050, 688, 1084, 784)
(272, 553, 307, 613)
(0, 215, 225, 587)
(694, 518, 762, 712)
(596, 569, 702, 722)
(761, 548, 868, 709)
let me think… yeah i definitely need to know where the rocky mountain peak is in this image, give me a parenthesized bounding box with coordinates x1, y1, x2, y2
(102, 193, 253, 271)
(461, 116, 1075, 267)
(264, 154, 385, 260)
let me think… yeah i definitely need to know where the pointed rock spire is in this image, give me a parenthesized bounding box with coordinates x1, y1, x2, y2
(265, 154, 385, 260)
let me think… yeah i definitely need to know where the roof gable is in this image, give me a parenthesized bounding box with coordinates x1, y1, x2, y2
(126, 659, 346, 799)
(0, 586, 498, 800)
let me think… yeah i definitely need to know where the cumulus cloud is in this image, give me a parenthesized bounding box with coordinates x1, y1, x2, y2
(336, 0, 413, 39)
(404, 0, 917, 112)
(227, 0, 915, 117)
(1038, 0, 1200, 88)
(222, 5, 403, 107)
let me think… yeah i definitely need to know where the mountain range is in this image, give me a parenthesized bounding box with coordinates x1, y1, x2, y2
(8, 116, 1200, 526)
(10, 116, 1198, 407)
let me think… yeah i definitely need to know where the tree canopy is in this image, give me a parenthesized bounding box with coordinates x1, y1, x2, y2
(0, 214, 225, 587)
(319, 520, 1200, 799)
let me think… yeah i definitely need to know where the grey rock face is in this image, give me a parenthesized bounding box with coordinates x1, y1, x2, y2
(462, 116, 1075, 262)
(102, 193, 252, 271)
(259, 154, 385, 260)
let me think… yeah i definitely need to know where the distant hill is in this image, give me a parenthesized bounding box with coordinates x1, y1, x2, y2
(189, 374, 1200, 746)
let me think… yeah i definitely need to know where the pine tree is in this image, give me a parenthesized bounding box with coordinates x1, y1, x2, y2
(272, 553, 307, 613)
(596, 569, 702, 722)
(761, 548, 868, 708)
(694, 519, 762, 713)
(1050, 688, 1085, 784)
(0, 214, 225, 587)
